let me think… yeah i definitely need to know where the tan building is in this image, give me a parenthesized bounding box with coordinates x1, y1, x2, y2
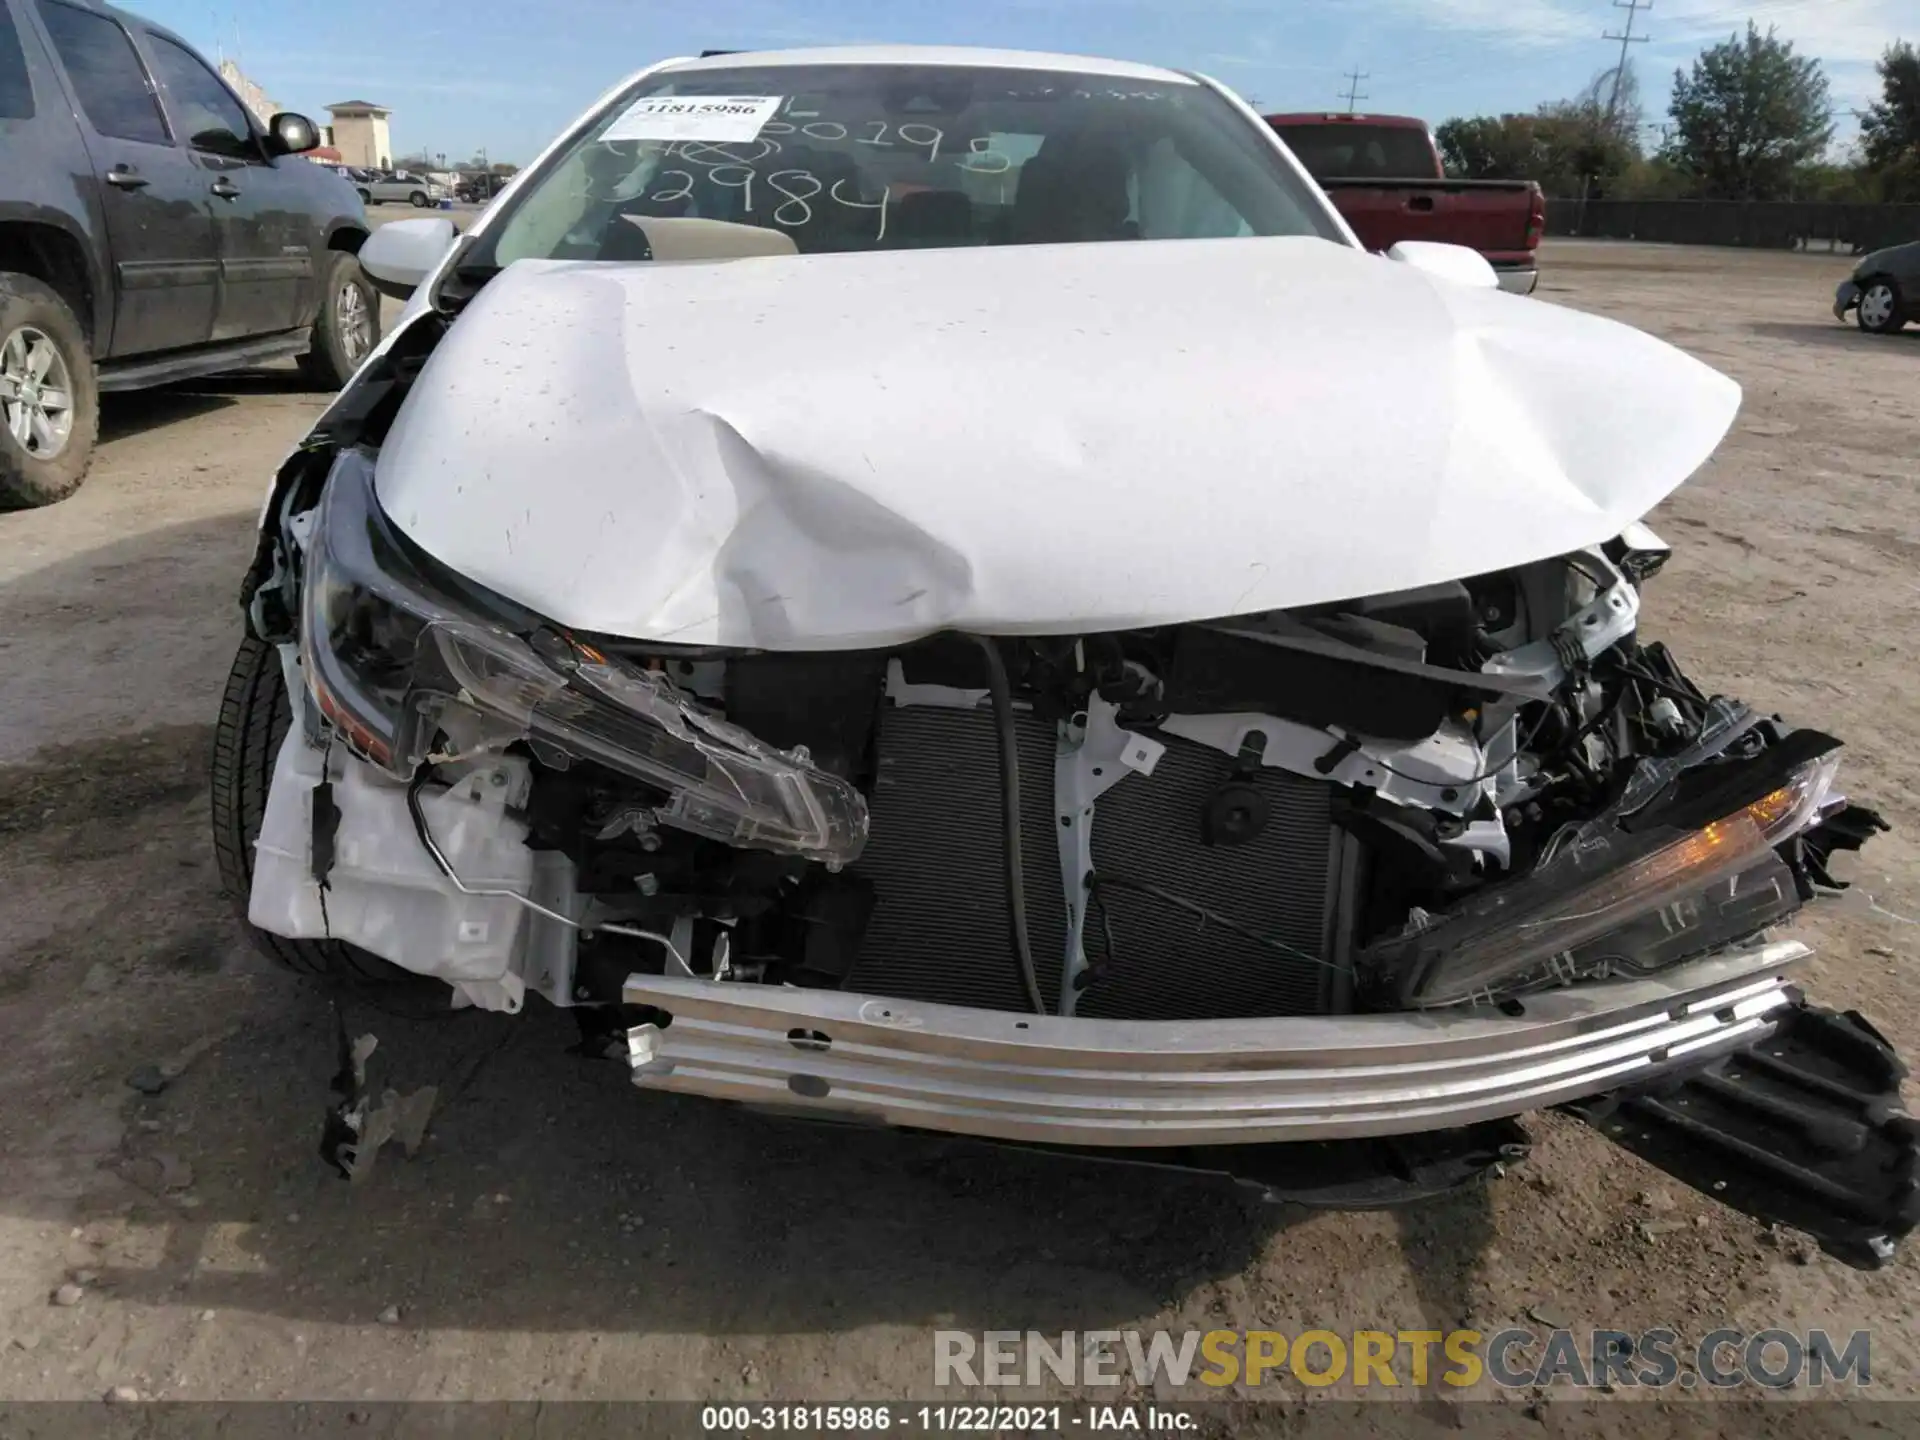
(325, 101, 393, 170)
(218, 60, 281, 126)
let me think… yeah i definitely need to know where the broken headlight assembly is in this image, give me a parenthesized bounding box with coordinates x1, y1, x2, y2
(1367, 748, 1844, 1008)
(295, 451, 869, 867)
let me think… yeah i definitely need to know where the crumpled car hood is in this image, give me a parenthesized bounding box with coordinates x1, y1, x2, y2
(376, 236, 1740, 649)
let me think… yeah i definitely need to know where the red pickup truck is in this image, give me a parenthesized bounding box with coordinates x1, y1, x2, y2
(1265, 112, 1545, 295)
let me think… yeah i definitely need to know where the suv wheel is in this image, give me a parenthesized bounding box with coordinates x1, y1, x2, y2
(299, 253, 381, 390)
(0, 272, 98, 509)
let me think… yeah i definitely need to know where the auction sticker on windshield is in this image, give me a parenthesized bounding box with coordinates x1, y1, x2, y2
(603, 95, 785, 143)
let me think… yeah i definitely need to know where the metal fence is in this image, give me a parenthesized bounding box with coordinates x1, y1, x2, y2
(1545, 199, 1920, 253)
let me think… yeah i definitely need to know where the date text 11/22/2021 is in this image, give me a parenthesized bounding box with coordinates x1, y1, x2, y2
(698, 1405, 1192, 1433)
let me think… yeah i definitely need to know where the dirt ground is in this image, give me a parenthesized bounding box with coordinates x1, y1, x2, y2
(1, 238, 1916, 1427)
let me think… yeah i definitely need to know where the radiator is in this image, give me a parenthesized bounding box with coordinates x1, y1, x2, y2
(848, 706, 1068, 1013)
(847, 706, 1346, 1020)
(1079, 737, 1341, 1020)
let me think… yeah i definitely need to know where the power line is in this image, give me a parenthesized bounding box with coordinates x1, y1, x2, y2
(1602, 0, 1653, 120)
(1339, 67, 1370, 113)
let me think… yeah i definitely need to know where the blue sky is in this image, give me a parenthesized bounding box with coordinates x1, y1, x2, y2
(132, 0, 1907, 164)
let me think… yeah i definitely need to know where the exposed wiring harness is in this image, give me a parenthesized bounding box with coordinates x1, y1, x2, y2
(1084, 872, 1351, 982)
(1351, 703, 1558, 791)
(403, 769, 688, 973)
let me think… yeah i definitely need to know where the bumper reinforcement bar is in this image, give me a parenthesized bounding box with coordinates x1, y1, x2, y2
(624, 941, 1808, 1146)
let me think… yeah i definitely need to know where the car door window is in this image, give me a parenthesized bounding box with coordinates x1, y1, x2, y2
(143, 32, 253, 159)
(36, 0, 167, 143)
(1, 2, 36, 118)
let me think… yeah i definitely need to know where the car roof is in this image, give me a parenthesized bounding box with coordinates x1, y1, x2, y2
(70, 0, 212, 63)
(659, 44, 1197, 85)
(1263, 112, 1431, 129)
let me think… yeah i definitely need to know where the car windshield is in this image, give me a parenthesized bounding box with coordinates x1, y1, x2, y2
(472, 62, 1345, 269)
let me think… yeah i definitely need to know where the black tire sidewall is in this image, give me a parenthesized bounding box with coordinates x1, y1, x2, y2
(1856, 278, 1905, 334)
(0, 272, 98, 509)
(300, 253, 380, 390)
(211, 633, 440, 993)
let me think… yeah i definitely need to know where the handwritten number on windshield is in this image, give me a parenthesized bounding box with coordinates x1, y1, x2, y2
(707, 164, 755, 212)
(767, 169, 823, 226)
(757, 118, 944, 161)
(962, 137, 1011, 174)
(649, 169, 695, 203)
(830, 180, 890, 241)
(675, 138, 779, 168)
(610, 125, 922, 237)
(895, 124, 943, 161)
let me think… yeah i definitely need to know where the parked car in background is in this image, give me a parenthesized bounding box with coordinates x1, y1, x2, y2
(216, 45, 1912, 1265)
(1265, 111, 1545, 295)
(364, 169, 446, 206)
(455, 171, 509, 204)
(0, 0, 378, 507)
(320, 162, 377, 199)
(1833, 239, 1919, 334)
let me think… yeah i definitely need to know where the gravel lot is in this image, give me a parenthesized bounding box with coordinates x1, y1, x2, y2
(1, 237, 1916, 1424)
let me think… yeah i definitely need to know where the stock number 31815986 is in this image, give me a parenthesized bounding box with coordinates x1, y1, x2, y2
(699, 1404, 1065, 1432)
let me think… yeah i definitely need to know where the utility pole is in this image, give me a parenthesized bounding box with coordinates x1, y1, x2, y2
(1339, 67, 1370, 113)
(1602, 0, 1652, 121)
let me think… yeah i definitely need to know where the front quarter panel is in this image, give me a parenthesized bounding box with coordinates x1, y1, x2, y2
(1890, 241, 1920, 287)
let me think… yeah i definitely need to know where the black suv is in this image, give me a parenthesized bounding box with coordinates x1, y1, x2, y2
(0, 0, 376, 507)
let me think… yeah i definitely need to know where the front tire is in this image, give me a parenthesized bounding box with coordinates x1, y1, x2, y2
(299, 252, 380, 390)
(0, 272, 98, 510)
(409, 190, 429, 208)
(1855, 277, 1907, 334)
(210, 633, 430, 990)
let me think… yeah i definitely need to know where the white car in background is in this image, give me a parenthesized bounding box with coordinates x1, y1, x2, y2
(362, 169, 446, 206)
(211, 45, 1914, 1266)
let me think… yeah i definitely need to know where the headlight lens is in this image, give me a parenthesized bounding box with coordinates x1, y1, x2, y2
(297, 451, 869, 867)
(1372, 754, 1841, 1008)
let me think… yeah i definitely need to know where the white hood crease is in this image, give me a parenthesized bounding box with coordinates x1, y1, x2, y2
(375, 236, 1741, 649)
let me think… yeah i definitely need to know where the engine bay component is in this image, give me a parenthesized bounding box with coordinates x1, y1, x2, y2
(251, 724, 540, 1012)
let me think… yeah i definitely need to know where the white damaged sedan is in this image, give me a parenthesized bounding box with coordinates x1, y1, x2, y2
(215, 46, 1916, 1261)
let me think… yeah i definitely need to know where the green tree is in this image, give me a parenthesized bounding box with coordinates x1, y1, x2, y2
(1663, 23, 1833, 200)
(1860, 40, 1920, 200)
(1788, 160, 1876, 203)
(1538, 66, 1643, 194)
(1436, 66, 1642, 195)
(1614, 154, 1693, 199)
(1436, 114, 1541, 179)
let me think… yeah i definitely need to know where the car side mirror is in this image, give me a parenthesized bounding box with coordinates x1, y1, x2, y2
(358, 216, 459, 300)
(265, 112, 321, 156)
(1386, 240, 1500, 290)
